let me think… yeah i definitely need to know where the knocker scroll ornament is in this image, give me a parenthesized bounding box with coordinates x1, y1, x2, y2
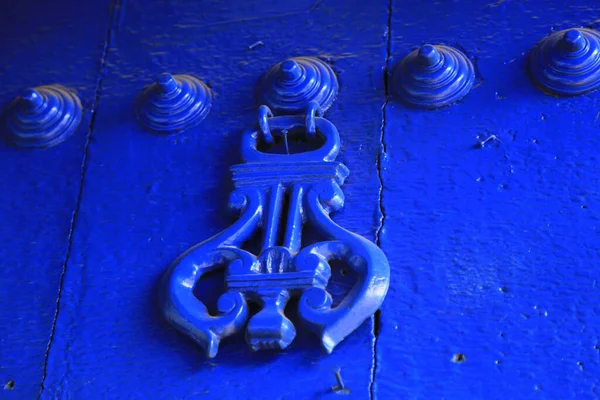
(160, 101, 390, 357)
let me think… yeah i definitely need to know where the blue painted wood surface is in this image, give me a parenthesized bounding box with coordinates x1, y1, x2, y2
(38, 1, 386, 399)
(0, 1, 112, 398)
(2, 0, 600, 399)
(376, 1, 600, 399)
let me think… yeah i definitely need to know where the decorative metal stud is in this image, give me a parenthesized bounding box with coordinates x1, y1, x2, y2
(160, 102, 390, 357)
(391, 44, 475, 109)
(257, 57, 338, 114)
(528, 28, 600, 96)
(3, 85, 82, 148)
(135, 73, 212, 134)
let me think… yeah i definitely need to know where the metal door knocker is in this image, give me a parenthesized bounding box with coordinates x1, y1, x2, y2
(160, 59, 389, 358)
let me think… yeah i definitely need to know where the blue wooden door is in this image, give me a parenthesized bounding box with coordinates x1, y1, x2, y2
(1, 0, 599, 399)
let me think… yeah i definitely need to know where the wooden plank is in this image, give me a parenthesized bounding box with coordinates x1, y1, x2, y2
(0, 1, 114, 397)
(375, 1, 600, 398)
(41, 0, 388, 398)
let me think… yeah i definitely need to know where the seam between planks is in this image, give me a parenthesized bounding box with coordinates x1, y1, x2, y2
(370, 0, 393, 398)
(37, 1, 123, 398)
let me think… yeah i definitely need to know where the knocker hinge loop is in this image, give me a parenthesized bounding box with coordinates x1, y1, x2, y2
(258, 105, 274, 144)
(305, 101, 323, 138)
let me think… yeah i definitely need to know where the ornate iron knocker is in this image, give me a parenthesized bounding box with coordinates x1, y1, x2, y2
(160, 102, 390, 357)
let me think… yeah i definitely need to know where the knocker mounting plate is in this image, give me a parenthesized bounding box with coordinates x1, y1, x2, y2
(160, 102, 390, 357)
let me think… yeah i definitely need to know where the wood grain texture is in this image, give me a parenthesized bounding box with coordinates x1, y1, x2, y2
(40, 0, 388, 398)
(0, 1, 112, 398)
(375, 1, 600, 398)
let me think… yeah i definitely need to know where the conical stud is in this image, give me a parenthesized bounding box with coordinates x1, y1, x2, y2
(21, 88, 45, 110)
(156, 73, 179, 94)
(391, 44, 475, 109)
(279, 60, 303, 82)
(417, 45, 442, 67)
(135, 73, 212, 134)
(3, 85, 82, 148)
(257, 56, 338, 114)
(529, 28, 600, 96)
(560, 29, 586, 52)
